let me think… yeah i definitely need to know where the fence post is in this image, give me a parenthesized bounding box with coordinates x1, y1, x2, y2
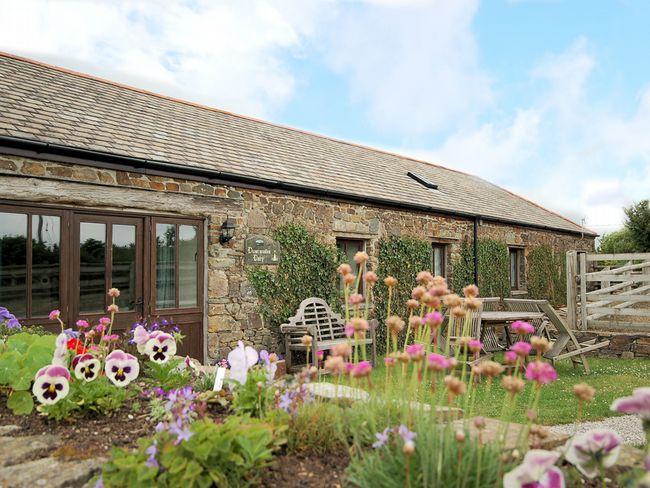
(566, 251, 578, 330)
(579, 252, 588, 331)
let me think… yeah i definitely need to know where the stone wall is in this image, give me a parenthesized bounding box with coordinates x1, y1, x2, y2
(0, 154, 595, 361)
(575, 332, 650, 359)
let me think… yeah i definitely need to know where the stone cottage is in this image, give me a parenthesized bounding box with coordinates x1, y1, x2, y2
(0, 53, 595, 362)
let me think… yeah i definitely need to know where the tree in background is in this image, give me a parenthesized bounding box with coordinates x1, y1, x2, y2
(597, 200, 649, 253)
(624, 199, 650, 252)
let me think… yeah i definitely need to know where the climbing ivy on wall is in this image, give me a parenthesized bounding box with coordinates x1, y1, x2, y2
(374, 235, 432, 353)
(246, 224, 339, 333)
(527, 244, 567, 306)
(451, 238, 510, 299)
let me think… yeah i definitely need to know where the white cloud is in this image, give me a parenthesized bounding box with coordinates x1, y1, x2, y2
(324, 0, 492, 135)
(0, 0, 331, 117)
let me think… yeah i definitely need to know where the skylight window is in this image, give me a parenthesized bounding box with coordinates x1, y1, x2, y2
(407, 171, 438, 190)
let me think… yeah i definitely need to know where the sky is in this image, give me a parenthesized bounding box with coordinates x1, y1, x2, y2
(1, 0, 648, 235)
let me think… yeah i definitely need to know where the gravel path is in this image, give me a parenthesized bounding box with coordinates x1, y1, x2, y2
(549, 415, 645, 446)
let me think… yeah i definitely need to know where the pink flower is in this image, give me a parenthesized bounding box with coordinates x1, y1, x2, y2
(427, 353, 450, 372)
(406, 343, 424, 360)
(344, 323, 355, 338)
(95, 324, 106, 334)
(503, 449, 564, 488)
(565, 429, 621, 479)
(108, 288, 120, 298)
(101, 334, 120, 342)
(348, 293, 364, 306)
(424, 311, 444, 327)
(316, 350, 324, 360)
(384, 356, 396, 367)
(611, 387, 650, 420)
(107, 304, 119, 313)
(525, 361, 557, 385)
(511, 321, 535, 335)
(75, 319, 89, 328)
(227, 341, 258, 386)
(511, 341, 532, 357)
(32, 364, 71, 405)
(48, 309, 61, 321)
(505, 350, 518, 364)
(350, 361, 372, 378)
(468, 339, 483, 354)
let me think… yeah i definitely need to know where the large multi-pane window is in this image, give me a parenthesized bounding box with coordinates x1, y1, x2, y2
(0, 210, 61, 318)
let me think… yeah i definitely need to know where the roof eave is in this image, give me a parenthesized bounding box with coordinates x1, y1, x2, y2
(0, 135, 597, 238)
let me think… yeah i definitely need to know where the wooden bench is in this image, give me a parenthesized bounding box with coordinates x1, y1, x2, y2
(280, 297, 377, 372)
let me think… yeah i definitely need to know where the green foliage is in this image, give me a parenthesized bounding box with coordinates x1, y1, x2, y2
(101, 416, 286, 488)
(285, 401, 346, 454)
(623, 199, 650, 251)
(451, 238, 510, 298)
(374, 235, 432, 352)
(346, 424, 512, 488)
(527, 244, 567, 306)
(246, 224, 339, 332)
(143, 359, 191, 390)
(597, 228, 638, 254)
(0, 323, 48, 339)
(41, 375, 135, 421)
(231, 367, 273, 418)
(0, 332, 55, 414)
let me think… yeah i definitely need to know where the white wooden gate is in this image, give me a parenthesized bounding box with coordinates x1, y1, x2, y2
(567, 251, 650, 331)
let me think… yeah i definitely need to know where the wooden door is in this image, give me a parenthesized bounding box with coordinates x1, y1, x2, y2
(149, 218, 204, 360)
(72, 214, 145, 332)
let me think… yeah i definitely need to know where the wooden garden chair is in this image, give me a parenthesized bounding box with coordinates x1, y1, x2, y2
(538, 301, 609, 375)
(280, 297, 377, 372)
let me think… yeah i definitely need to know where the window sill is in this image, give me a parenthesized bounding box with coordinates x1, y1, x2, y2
(510, 290, 528, 296)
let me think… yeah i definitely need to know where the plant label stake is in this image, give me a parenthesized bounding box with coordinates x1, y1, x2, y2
(213, 367, 226, 391)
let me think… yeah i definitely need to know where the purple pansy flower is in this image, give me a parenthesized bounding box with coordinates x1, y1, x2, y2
(611, 387, 650, 420)
(104, 349, 139, 386)
(565, 429, 621, 479)
(503, 449, 565, 488)
(72, 353, 101, 382)
(32, 364, 71, 405)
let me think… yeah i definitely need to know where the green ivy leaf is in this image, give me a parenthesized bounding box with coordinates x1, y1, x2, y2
(7, 390, 34, 415)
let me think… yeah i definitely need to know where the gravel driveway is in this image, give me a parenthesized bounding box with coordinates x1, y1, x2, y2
(549, 415, 646, 446)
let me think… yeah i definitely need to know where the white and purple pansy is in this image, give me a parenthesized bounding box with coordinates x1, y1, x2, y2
(143, 332, 177, 364)
(133, 325, 151, 354)
(52, 332, 69, 367)
(105, 350, 139, 386)
(32, 365, 71, 405)
(227, 341, 259, 386)
(565, 428, 621, 479)
(504, 449, 565, 488)
(72, 353, 101, 382)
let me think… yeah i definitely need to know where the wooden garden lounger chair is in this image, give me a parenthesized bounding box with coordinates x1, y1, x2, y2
(280, 297, 377, 372)
(538, 301, 609, 375)
(503, 298, 552, 341)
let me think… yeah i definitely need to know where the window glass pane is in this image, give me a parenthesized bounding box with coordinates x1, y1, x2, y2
(433, 246, 444, 277)
(80, 222, 106, 313)
(31, 215, 60, 316)
(0, 213, 27, 317)
(510, 250, 518, 288)
(179, 225, 198, 308)
(156, 223, 176, 309)
(336, 239, 365, 293)
(112, 224, 136, 311)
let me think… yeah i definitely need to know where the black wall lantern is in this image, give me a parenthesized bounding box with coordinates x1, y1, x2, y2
(219, 218, 236, 244)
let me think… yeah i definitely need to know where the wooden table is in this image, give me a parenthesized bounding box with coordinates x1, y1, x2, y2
(480, 311, 546, 349)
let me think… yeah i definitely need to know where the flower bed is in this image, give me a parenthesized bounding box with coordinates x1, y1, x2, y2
(1, 261, 649, 487)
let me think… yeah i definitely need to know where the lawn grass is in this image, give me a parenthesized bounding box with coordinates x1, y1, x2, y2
(358, 356, 650, 425)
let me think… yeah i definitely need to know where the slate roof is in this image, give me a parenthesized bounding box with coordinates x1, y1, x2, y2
(0, 52, 593, 236)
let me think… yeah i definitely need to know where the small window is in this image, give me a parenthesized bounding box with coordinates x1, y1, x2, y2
(509, 248, 524, 290)
(432, 243, 447, 278)
(336, 238, 367, 293)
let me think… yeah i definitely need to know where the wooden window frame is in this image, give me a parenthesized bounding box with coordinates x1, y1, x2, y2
(509, 247, 525, 291)
(431, 242, 447, 278)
